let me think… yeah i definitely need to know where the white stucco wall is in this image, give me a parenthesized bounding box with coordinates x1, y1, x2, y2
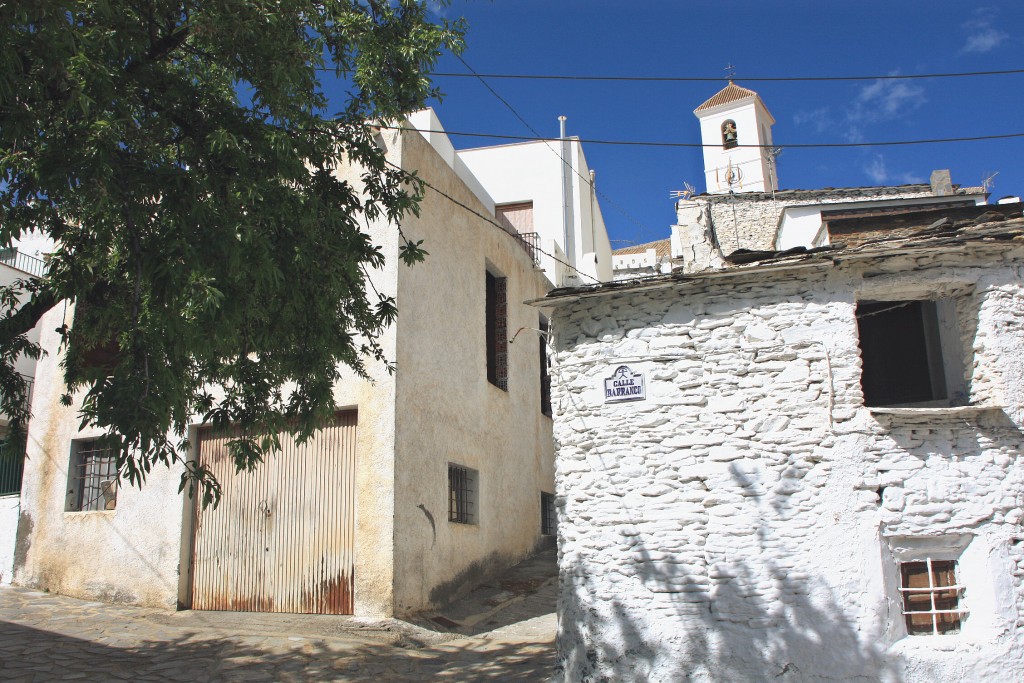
(458, 137, 613, 285)
(390, 127, 555, 614)
(0, 494, 18, 584)
(546, 245, 1024, 682)
(13, 304, 189, 607)
(696, 98, 775, 195)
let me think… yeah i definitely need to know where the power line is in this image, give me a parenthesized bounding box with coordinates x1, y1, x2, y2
(426, 67, 1024, 83)
(452, 55, 655, 242)
(382, 159, 601, 285)
(380, 125, 1024, 149)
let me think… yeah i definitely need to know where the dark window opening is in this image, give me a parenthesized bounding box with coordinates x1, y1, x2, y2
(856, 299, 965, 407)
(900, 559, 963, 635)
(722, 119, 738, 149)
(541, 491, 556, 535)
(540, 316, 551, 416)
(486, 270, 508, 391)
(67, 438, 118, 512)
(448, 464, 477, 524)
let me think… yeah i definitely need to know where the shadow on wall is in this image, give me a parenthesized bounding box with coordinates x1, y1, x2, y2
(554, 466, 905, 683)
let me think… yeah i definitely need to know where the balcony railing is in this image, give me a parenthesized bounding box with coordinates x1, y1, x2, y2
(0, 248, 47, 278)
(513, 231, 541, 266)
(0, 374, 35, 496)
(0, 441, 24, 496)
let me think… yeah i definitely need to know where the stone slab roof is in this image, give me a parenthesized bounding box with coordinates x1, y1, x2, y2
(696, 183, 986, 203)
(613, 238, 672, 259)
(539, 212, 1024, 305)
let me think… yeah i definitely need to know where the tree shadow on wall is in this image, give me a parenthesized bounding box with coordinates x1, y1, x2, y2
(554, 473, 905, 683)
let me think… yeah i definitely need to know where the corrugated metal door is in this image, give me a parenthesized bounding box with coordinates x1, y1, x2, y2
(191, 412, 357, 614)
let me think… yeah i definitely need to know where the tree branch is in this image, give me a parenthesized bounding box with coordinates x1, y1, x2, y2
(0, 288, 59, 346)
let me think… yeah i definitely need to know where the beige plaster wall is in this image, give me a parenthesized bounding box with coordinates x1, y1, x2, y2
(390, 129, 555, 615)
(13, 304, 187, 608)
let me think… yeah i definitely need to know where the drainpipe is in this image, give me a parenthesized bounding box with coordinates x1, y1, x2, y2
(559, 116, 576, 285)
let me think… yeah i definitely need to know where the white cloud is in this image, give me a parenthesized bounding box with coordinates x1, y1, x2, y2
(837, 74, 926, 142)
(961, 11, 1008, 54)
(863, 155, 889, 184)
(792, 107, 832, 134)
(861, 154, 924, 186)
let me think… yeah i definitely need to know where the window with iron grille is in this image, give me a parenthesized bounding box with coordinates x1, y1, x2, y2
(899, 559, 966, 635)
(541, 491, 556, 536)
(539, 316, 551, 416)
(448, 464, 477, 524)
(486, 270, 508, 391)
(66, 439, 118, 512)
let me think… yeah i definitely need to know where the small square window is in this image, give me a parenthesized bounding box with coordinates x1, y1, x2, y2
(66, 439, 118, 512)
(899, 559, 965, 635)
(448, 464, 477, 524)
(541, 491, 556, 536)
(856, 298, 967, 407)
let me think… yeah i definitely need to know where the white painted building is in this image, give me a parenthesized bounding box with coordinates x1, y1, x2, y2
(541, 208, 1024, 682)
(9, 110, 603, 617)
(0, 239, 50, 586)
(542, 81, 1024, 681)
(450, 113, 614, 287)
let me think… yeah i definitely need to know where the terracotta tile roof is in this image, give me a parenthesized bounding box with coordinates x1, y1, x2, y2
(613, 238, 672, 259)
(694, 81, 766, 114)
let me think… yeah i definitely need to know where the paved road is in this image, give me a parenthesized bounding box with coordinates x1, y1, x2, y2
(0, 552, 557, 682)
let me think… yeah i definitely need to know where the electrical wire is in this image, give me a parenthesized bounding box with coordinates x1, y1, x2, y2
(379, 125, 1024, 149)
(382, 158, 602, 285)
(451, 55, 655, 242)
(426, 67, 1024, 83)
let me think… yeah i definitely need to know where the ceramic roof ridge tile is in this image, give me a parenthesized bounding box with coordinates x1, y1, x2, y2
(613, 237, 672, 258)
(694, 81, 764, 114)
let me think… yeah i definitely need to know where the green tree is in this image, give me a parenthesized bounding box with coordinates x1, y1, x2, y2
(0, 0, 463, 504)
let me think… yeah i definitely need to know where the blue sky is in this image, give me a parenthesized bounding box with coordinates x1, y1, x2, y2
(408, 0, 1024, 247)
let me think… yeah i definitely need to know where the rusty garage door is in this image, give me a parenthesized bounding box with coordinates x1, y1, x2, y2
(191, 412, 357, 614)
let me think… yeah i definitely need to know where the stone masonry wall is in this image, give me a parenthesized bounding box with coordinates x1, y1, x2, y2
(549, 246, 1024, 682)
(702, 188, 936, 255)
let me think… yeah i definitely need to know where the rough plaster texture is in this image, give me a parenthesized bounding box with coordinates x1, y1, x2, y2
(391, 128, 555, 615)
(13, 122, 555, 619)
(0, 495, 18, 584)
(547, 246, 1024, 682)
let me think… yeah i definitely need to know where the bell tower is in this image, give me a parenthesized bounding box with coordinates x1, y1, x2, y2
(694, 81, 778, 194)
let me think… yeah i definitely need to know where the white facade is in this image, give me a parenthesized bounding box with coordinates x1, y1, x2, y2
(11, 115, 558, 615)
(695, 82, 777, 195)
(541, 218, 1024, 681)
(454, 123, 613, 286)
(0, 239, 52, 586)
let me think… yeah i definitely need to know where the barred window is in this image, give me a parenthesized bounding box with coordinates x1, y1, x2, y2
(66, 439, 118, 512)
(541, 491, 556, 536)
(448, 464, 477, 524)
(900, 559, 965, 635)
(539, 316, 551, 416)
(486, 270, 508, 391)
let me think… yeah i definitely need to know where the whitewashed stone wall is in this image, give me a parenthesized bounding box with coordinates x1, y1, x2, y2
(0, 495, 18, 584)
(549, 246, 1024, 682)
(701, 188, 936, 255)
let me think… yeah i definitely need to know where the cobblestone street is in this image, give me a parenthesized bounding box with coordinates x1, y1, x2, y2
(0, 552, 557, 682)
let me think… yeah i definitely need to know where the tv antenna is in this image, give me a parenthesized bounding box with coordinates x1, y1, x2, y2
(670, 181, 697, 200)
(982, 171, 999, 192)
